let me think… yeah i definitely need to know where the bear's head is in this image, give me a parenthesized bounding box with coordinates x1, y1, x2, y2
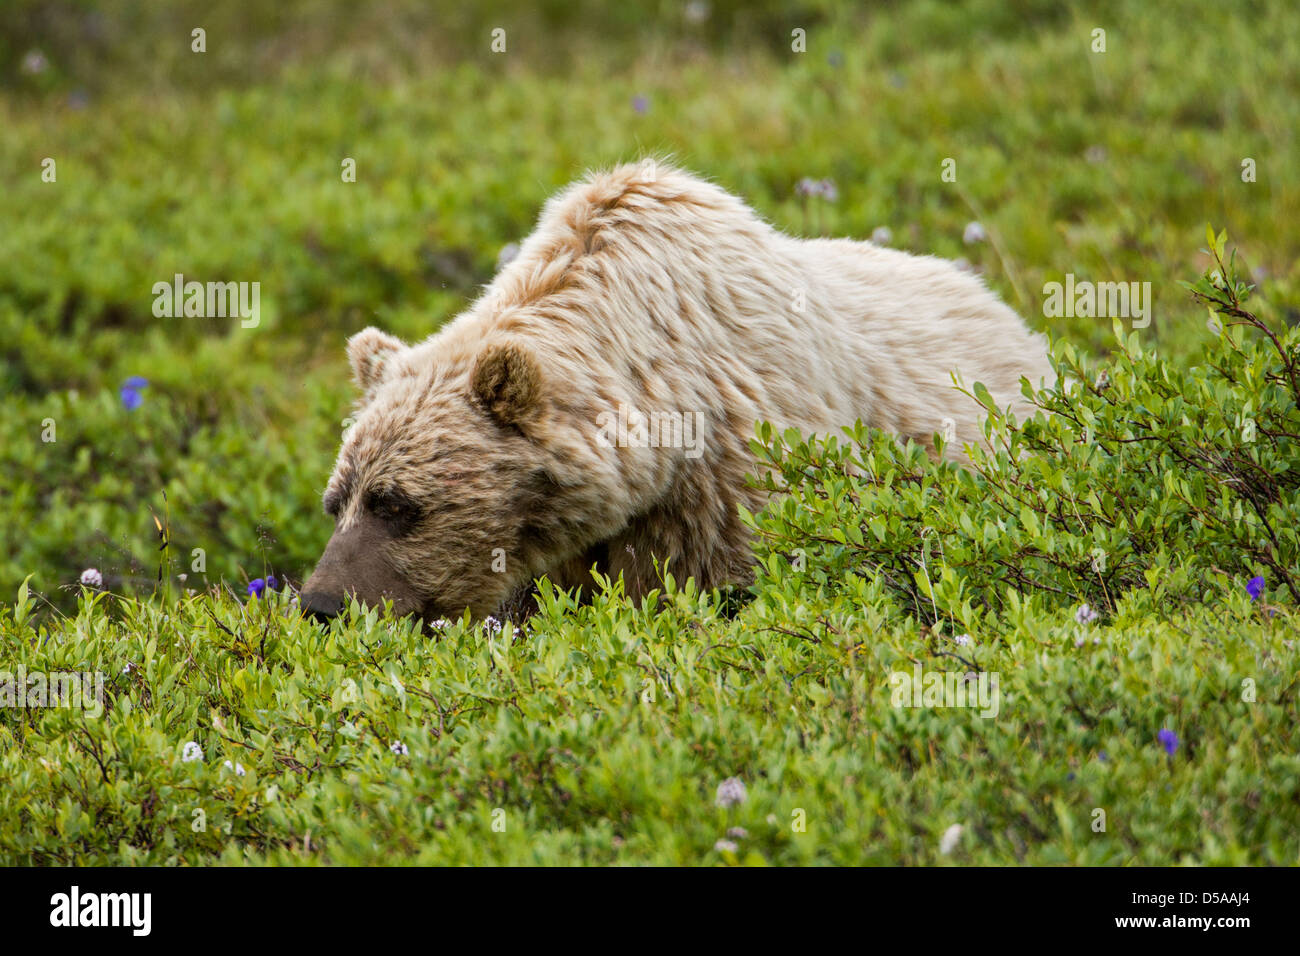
(300, 326, 627, 625)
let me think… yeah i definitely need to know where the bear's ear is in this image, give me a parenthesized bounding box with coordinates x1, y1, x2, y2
(471, 341, 542, 430)
(347, 327, 407, 401)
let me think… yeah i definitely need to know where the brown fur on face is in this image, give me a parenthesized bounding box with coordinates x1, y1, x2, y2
(302, 331, 628, 622)
(302, 162, 1053, 625)
(300, 509, 424, 619)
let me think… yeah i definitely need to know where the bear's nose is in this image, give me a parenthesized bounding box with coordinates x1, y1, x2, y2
(300, 591, 344, 625)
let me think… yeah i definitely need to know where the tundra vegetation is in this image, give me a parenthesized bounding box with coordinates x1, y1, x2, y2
(1, 0, 1297, 864)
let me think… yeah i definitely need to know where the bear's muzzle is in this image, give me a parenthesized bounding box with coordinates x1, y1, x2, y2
(300, 511, 424, 624)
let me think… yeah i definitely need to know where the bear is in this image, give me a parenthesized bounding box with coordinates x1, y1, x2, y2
(300, 161, 1052, 624)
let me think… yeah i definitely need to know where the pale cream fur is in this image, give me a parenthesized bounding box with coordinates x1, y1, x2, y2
(310, 162, 1053, 619)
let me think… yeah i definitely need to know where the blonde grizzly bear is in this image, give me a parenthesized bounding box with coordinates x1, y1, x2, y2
(300, 162, 1052, 623)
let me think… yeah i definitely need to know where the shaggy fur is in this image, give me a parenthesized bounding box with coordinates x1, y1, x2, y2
(301, 162, 1053, 622)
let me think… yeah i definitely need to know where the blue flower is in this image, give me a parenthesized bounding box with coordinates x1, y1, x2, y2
(266, 575, 280, 591)
(120, 376, 148, 411)
(632, 94, 649, 114)
(1157, 728, 1178, 757)
(247, 578, 266, 598)
(1246, 576, 1265, 601)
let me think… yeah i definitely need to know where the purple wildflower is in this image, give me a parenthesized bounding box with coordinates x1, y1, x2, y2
(1157, 729, 1178, 757)
(266, 575, 280, 591)
(120, 376, 148, 411)
(247, 578, 266, 598)
(632, 94, 649, 114)
(21, 50, 49, 76)
(715, 777, 747, 808)
(1246, 576, 1265, 601)
(794, 178, 838, 201)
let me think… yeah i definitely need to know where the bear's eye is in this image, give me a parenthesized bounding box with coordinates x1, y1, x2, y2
(364, 489, 422, 534)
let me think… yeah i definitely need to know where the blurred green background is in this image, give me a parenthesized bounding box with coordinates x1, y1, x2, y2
(2, 0, 1297, 609)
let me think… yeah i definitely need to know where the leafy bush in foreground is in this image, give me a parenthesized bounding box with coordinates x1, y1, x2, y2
(1, 566, 1296, 865)
(746, 231, 1299, 634)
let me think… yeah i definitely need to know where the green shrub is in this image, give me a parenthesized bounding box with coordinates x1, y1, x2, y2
(746, 231, 1298, 635)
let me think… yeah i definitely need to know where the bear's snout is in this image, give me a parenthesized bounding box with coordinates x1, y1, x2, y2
(301, 512, 424, 624)
(300, 591, 344, 623)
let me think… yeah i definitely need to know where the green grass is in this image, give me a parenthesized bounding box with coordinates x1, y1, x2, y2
(1, 0, 1298, 864)
(3, 575, 1295, 865)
